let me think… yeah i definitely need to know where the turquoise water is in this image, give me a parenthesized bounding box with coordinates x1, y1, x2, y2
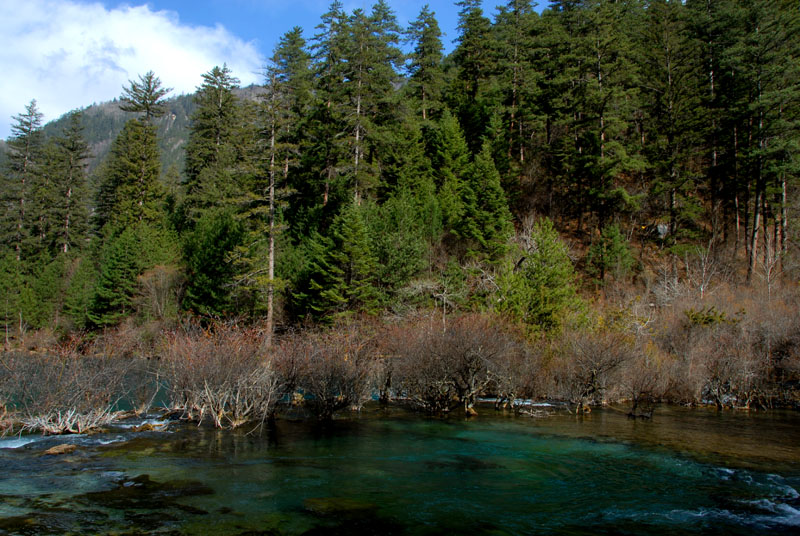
(1, 407, 798, 535)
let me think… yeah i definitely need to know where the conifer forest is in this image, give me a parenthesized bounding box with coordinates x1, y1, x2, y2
(1, 0, 800, 432)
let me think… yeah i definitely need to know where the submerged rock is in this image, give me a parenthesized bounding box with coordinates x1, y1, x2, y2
(80, 473, 214, 510)
(424, 454, 502, 472)
(303, 497, 376, 516)
(42, 443, 77, 456)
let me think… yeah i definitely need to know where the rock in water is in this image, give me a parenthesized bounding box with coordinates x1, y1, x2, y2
(42, 444, 77, 456)
(303, 497, 376, 516)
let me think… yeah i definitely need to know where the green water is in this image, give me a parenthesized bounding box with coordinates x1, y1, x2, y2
(1, 406, 798, 535)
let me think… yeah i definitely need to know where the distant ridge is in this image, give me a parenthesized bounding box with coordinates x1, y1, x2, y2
(14, 84, 267, 177)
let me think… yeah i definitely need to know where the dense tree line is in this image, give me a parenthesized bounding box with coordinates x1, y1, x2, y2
(1, 0, 798, 344)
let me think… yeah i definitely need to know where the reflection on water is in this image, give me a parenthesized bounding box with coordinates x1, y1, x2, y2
(0, 406, 798, 535)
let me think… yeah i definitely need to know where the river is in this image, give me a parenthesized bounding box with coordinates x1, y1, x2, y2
(1, 405, 798, 535)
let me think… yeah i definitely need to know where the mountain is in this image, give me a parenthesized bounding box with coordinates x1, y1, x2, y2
(37, 84, 265, 177)
(41, 93, 196, 175)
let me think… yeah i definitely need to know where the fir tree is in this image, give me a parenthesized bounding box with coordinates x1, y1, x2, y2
(119, 71, 172, 122)
(406, 4, 445, 121)
(498, 218, 583, 332)
(586, 222, 635, 284)
(94, 119, 164, 230)
(640, 0, 704, 239)
(51, 112, 90, 254)
(183, 64, 242, 225)
(294, 203, 381, 321)
(183, 210, 244, 318)
(3, 100, 44, 260)
(462, 142, 514, 259)
(87, 226, 141, 327)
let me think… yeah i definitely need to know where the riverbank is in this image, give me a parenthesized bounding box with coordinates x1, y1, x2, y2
(2, 295, 800, 437)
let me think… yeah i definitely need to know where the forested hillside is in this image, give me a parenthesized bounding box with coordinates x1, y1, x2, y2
(1, 0, 798, 361)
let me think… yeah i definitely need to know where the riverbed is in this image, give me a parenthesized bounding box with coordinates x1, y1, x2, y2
(1, 406, 798, 535)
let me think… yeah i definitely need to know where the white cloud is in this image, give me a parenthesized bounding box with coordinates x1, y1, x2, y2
(0, 0, 265, 138)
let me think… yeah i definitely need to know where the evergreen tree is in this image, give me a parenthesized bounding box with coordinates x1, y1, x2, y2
(430, 110, 471, 236)
(461, 142, 514, 259)
(183, 64, 242, 225)
(497, 218, 583, 332)
(340, 2, 403, 203)
(551, 0, 646, 230)
(723, 0, 800, 279)
(0, 253, 25, 340)
(183, 210, 244, 317)
(364, 191, 428, 292)
(406, 4, 445, 121)
(451, 0, 494, 151)
(87, 226, 141, 327)
(640, 0, 704, 239)
(51, 112, 90, 254)
(492, 1, 541, 170)
(586, 222, 635, 284)
(119, 70, 172, 122)
(94, 119, 164, 230)
(294, 203, 381, 321)
(2, 100, 44, 260)
(88, 224, 178, 327)
(62, 254, 98, 330)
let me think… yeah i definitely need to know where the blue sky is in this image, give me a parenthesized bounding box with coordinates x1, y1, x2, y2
(129, 1, 465, 54)
(0, 0, 544, 139)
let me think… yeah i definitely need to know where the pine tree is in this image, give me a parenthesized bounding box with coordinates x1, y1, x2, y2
(119, 70, 172, 122)
(556, 0, 646, 230)
(451, 0, 494, 151)
(235, 30, 312, 339)
(586, 222, 635, 284)
(88, 223, 178, 327)
(94, 119, 164, 230)
(294, 203, 381, 321)
(364, 191, 428, 292)
(723, 1, 800, 280)
(492, 1, 541, 169)
(406, 4, 445, 121)
(430, 110, 471, 236)
(640, 0, 704, 239)
(51, 112, 90, 254)
(497, 218, 583, 332)
(2, 100, 44, 260)
(87, 226, 141, 327)
(461, 142, 514, 259)
(340, 2, 403, 203)
(183, 210, 244, 317)
(62, 254, 97, 330)
(183, 65, 242, 225)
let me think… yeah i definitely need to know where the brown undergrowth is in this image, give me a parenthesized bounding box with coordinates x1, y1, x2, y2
(2, 281, 798, 434)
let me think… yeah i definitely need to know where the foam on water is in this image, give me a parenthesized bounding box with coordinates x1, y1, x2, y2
(0, 435, 44, 449)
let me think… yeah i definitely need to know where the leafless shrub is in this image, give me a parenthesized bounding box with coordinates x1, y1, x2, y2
(0, 352, 132, 434)
(136, 264, 184, 322)
(551, 331, 637, 412)
(618, 343, 669, 417)
(160, 323, 281, 429)
(653, 282, 800, 409)
(87, 318, 162, 360)
(284, 322, 378, 421)
(385, 314, 518, 415)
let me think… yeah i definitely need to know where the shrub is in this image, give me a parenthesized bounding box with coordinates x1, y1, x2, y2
(0, 352, 133, 434)
(284, 322, 378, 421)
(385, 314, 519, 415)
(160, 323, 280, 429)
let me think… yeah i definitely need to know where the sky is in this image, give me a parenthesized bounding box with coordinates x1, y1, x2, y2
(0, 0, 537, 139)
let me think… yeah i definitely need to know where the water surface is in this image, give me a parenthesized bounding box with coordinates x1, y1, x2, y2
(1, 406, 798, 535)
